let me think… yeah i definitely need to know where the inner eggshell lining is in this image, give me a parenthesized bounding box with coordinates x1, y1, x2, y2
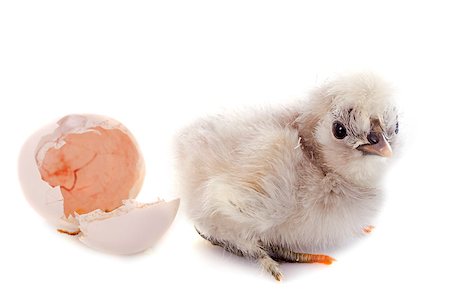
(38, 126, 140, 217)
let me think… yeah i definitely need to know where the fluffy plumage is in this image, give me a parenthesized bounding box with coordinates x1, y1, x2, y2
(175, 73, 400, 280)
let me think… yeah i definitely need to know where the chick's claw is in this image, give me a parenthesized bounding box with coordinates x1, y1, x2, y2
(363, 225, 375, 234)
(273, 271, 283, 282)
(259, 255, 283, 281)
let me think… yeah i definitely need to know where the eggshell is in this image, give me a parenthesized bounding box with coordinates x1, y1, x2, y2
(35, 114, 145, 218)
(19, 114, 180, 254)
(77, 199, 180, 254)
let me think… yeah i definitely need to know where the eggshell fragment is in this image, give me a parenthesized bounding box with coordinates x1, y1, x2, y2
(77, 199, 180, 255)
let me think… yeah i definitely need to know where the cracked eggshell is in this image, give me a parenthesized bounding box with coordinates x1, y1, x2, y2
(18, 114, 145, 230)
(19, 114, 180, 254)
(77, 199, 180, 255)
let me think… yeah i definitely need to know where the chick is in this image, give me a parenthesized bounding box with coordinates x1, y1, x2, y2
(175, 73, 399, 280)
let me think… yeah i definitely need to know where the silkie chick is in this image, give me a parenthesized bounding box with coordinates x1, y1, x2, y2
(175, 73, 400, 280)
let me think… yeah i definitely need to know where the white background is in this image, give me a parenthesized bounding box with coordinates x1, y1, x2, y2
(1, 1, 449, 290)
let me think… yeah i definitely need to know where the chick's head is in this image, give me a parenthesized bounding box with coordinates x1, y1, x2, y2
(311, 73, 400, 186)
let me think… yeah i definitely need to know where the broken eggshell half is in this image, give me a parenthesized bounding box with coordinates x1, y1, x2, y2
(18, 114, 179, 254)
(77, 199, 180, 255)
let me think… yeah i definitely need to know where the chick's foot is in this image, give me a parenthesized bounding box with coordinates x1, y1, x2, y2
(267, 246, 335, 265)
(196, 227, 283, 281)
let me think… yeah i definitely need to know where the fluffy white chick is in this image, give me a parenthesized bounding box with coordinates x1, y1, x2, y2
(175, 73, 400, 280)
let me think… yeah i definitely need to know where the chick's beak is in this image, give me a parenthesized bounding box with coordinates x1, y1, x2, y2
(357, 131, 392, 158)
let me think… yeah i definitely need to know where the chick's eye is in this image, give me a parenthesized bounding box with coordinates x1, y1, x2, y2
(395, 122, 399, 134)
(332, 121, 347, 139)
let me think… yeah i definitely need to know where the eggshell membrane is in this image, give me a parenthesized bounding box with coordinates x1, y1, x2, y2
(38, 126, 140, 216)
(19, 114, 145, 228)
(77, 199, 180, 255)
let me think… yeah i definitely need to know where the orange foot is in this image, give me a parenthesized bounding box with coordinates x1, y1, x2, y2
(363, 225, 375, 234)
(296, 253, 336, 265)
